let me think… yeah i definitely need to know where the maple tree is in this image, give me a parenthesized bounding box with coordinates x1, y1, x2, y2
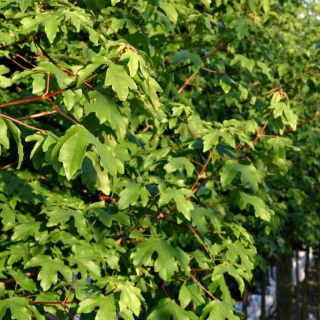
(0, 0, 319, 319)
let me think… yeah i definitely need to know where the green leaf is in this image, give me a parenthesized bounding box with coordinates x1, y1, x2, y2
(159, 1, 178, 24)
(220, 160, 262, 193)
(77, 58, 106, 86)
(118, 182, 143, 210)
(0, 117, 9, 150)
(230, 54, 255, 73)
(164, 157, 195, 177)
(171, 51, 203, 71)
(7, 269, 37, 292)
(105, 61, 137, 101)
(131, 237, 190, 282)
(45, 14, 60, 43)
(0, 65, 11, 88)
(18, 0, 32, 12)
(208, 273, 233, 304)
(116, 281, 145, 316)
(147, 298, 198, 320)
(58, 126, 90, 179)
(25, 256, 72, 291)
(78, 294, 118, 320)
(178, 283, 205, 311)
(0, 297, 32, 320)
(201, 0, 212, 10)
(46, 208, 87, 236)
(69, 243, 101, 280)
(200, 300, 239, 320)
(222, 239, 255, 273)
(203, 129, 235, 151)
(2, 118, 24, 169)
(158, 188, 194, 220)
(238, 192, 273, 221)
(11, 222, 41, 241)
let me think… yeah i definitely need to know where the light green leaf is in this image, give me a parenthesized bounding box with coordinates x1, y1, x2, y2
(178, 283, 205, 311)
(18, 0, 32, 12)
(46, 208, 87, 236)
(25, 256, 72, 291)
(2, 118, 24, 168)
(0, 298, 32, 320)
(11, 222, 41, 241)
(105, 61, 137, 101)
(238, 192, 273, 221)
(220, 160, 261, 193)
(164, 157, 195, 176)
(116, 281, 145, 316)
(77, 293, 118, 320)
(147, 298, 198, 320)
(159, 188, 194, 220)
(200, 300, 239, 320)
(131, 237, 190, 282)
(58, 126, 89, 180)
(159, 1, 178, 24)
(201, 0, 212, 10)
(77, 59, 106, 86)
(118, 183, 142, 210)
(230, 54, 255, 73)
(203, 129, 235, 152)
(45, 14, 60, 43)
(69, 244, 101, 280)
(7, 269, 37, 292)
(0, 117, 9, 150)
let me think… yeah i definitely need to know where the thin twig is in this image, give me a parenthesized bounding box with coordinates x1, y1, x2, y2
(46, 98, 79, 125)
(190, 273, 216, 300)
(177, 72, 197, 94)
(17, 110, 57, 120)
(0, 113, 50, 134)
(0, 33, 46, 50)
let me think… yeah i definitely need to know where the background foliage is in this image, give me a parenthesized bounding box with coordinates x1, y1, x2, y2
(0, 0, 319, 319)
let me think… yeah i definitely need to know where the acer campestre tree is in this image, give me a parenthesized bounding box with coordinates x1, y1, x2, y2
(0, 0, 319, 319)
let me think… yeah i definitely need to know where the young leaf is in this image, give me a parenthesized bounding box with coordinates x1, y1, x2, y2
(118, 182, 143, 210)
(77, 293, 118, 320)
(0, 298, 32, 320)
(158, 188, 194, 220)
(164, 157, 195, 177)
(178, 283, 205, 312)
(69, 243, 101, 280)
(25, 256, 72, 291)
(11, 222, 41, 241)
(105, 61, 137, 101)
(131, 237, 190, 282)
(238, 192, 273, 221)
(2, 118, 24, 169)
(147, 298, 198, 320)
(7, 269, 37, 292)
(58, 125, 90, 180)
(200, 300, 239, 320)
(116, 281, 145, 316)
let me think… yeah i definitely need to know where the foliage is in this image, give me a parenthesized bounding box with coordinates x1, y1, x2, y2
(0, 0, 319, 319)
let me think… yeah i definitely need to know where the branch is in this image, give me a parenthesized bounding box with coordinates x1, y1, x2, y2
(0, 33, 46, 50)
(46, 98, 79, 125)
(17, 110, 57, 120)
(0, 113, 50, 134)
(190, 274, 216, 300)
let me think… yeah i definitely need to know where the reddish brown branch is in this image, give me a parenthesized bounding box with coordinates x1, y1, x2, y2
(46, 98, 79, 125)
(190, 274, 216, 300)
(0, 33, 46, 50)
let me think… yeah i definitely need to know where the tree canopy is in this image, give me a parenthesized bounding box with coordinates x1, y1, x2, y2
(0, 0, 319, 319)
